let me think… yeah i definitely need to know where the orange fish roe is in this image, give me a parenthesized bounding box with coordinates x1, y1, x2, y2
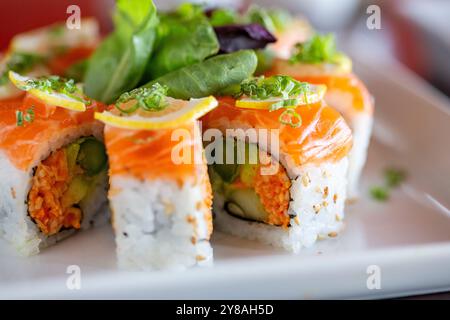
(28, 149, 82, 235)
(253, 162, 291, 228)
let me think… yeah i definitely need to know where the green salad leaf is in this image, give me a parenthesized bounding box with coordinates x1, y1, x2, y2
(64, 59, 88, 82)
(209, 8, 238, 26)
(146, 15, 219, 79)
(84, 0, 158, 104)
(144, 50, 257, 100)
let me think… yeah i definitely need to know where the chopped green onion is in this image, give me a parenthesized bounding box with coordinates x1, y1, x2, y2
(15, 110, 24, 127)
(370, 167, 407, 202)
(115, 83, 169, 114)
(20, 75, 90, 105)
(279, 109, 302, 128)
(236, 76, 312, 128)
(270, 98, 301, 111)
(385, 168, 407, 188)
(237, 75, 311, 101)
(370, 186, 389, 202)
(15, 106, 35, 127)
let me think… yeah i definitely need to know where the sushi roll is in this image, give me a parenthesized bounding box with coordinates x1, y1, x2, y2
(202, 76, 353, 252)
(0, 18, 99, 100)
(0, 74, 108, 256)
(95, 85, 218, 271)
(268, 34, 374, 198)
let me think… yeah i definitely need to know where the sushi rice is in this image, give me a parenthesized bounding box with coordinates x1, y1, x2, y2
(0, 121, 107, 256)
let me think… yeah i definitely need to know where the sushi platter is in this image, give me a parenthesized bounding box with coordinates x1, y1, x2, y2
(1, 1, 450, 299)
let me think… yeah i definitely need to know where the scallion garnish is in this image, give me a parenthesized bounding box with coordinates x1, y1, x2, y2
(370, 167, 407, 202)
(236, 75, 313, 128)
(16, 106, 35, 127)
(370, 186, 389, 202)
(18, 75, 90, 105)
(115, 83, 169, 114)
(385, 168, 407, 188)
(279, 108, 302, 128)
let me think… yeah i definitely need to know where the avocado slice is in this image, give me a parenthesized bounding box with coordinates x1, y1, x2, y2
(61, 175, 90, 208)
(225, 188, 268, 223)
(65, 143, 80, 173)
(77, 138, 107, 176)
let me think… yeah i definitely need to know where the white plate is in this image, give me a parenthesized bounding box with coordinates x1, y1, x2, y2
(1, 58, 450, 299)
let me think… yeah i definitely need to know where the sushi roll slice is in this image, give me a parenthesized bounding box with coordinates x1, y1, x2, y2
(202, 76, 353, 252)
(0, 18, 99, 100)
(0, 75, 108, 256)
(268, 34, 374, 199)
(96, 86, 218, 271)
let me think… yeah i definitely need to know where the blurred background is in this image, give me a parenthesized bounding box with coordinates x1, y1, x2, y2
(0, 0, 448, 96)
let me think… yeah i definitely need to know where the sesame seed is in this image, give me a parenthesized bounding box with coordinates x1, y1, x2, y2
(328, 232, 338, 238)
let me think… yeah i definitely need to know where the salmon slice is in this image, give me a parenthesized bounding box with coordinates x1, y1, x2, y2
(202, 97, 352, 166)
(0, 93, 104, 170)
(268, 60, 374, 115)
(104, 121, 206, 182)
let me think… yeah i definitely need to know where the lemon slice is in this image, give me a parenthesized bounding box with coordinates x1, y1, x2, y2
(236, 84, 326, 110)
(8, 71, 86, 111)
(95, 96, 218, 130)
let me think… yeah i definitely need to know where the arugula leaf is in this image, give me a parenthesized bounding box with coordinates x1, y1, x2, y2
(146, 17, 219, 79)
(144, 50, 257, 99)
(84, 0, 158, 104)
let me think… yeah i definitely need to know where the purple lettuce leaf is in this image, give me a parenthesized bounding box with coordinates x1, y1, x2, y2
(214, 24, 277, 53)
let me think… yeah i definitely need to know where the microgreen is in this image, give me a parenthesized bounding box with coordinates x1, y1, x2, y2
(290, 33, 344, 65)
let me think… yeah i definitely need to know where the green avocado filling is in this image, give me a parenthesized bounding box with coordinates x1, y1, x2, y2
(208, 139, 269, 223)
(63, 136, 107, 208)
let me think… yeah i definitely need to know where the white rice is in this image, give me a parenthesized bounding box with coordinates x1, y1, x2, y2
(213, 157, 348, 252)
(110, 176, 213, 271)
(0, 123, 107, 256)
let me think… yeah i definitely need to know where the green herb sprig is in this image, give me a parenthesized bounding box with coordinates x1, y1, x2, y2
(236, 76, 312, 128)
(370, 168, 407, 202)
(115, 83, 168, 114)
(290, 33, 344, 65)
(16, 106, 35, 127)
